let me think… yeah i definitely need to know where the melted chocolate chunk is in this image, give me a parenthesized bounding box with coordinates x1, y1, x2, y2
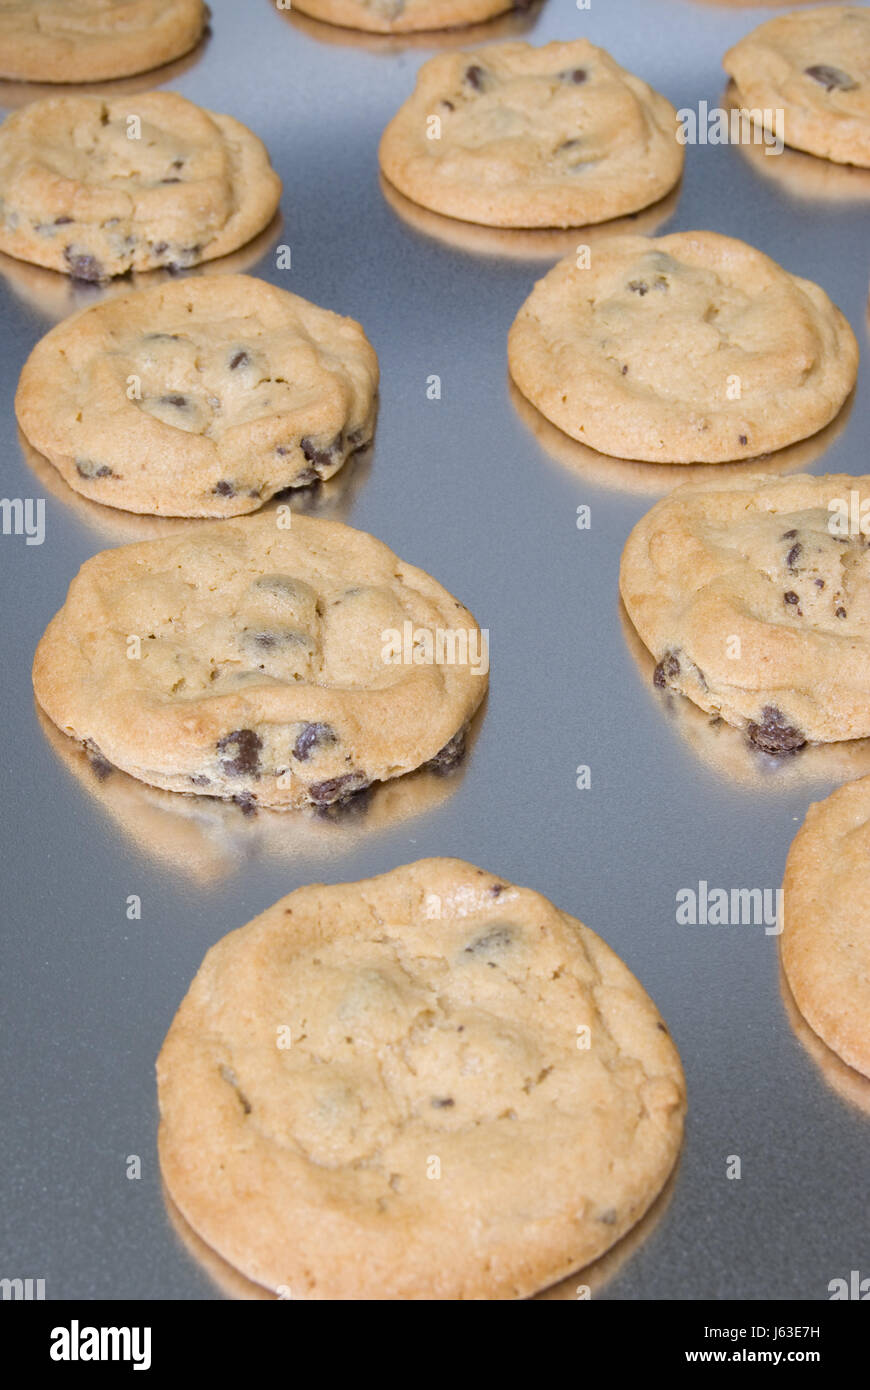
(217, 729, 262, 778)
(804, 64, 858, 93)
(431, 1097, 455, 1108)
(781, 529, 798, 539)
(464, 64, 485, 90)
(160, 177, 181, 184)
(786, 543, 802, 570)
(213, 480, 236, 498)
(628, 275, 668, 296)
(160, 394, 188, 408)
(566, 68, 588, 83)
(54, 215, 73, 226)
(464, 924, 515, 957)
(425, 726, 467, 775)
(300, 433, 343, 473)
(784, 590, 800, 605)
(747, 706, 805, 755)
(241, 627, 309, 654)
(836, 606, 847, 618)
(189, 774, 211, 787)
(232, 792, 258, 817)
(293, 722, 338, 761)
(738, 434, 748, 446)
(84, 739, 114, 781)
(309, 772, 369, 806)
(229, 350, 250, 370)
(76, 459, 114, 479)
(653, 651, 681, 688)
(63, 249, 104, 282)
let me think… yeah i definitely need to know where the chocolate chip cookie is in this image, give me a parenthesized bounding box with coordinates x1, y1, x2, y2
(33, 513, 487, 811)
(0, 92, 281, 279)
(621, 472, 870, 749)
(156, 857, 686, 1299)
(724, 6, 870, 167)
(379, 40, 683, 228)
(16, 275, 379, 517)
(508, 231, 857, 463)
(782, 777, 870, 1077)
(0, 0, 207, 83)
(288, 0, 519, 35)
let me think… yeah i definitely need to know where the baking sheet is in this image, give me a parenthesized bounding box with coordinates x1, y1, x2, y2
(1, 0, 869, 1301)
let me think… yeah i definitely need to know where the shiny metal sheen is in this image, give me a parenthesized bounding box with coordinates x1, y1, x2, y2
(1, 0, 868, 1302)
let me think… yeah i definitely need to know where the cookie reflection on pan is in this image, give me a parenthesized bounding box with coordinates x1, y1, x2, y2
(510, 380, 852, 499)
(620, 599, 870, 790)
(0, 31, 211, 110)
(381, 174, 680, 262)
(0, 212, 283, 325)
(164, 1128, 677, 1300)
(21, 426, 374, 543)
(724, 85, 870, 200)
(279, 4, 543, 55)
(35, 702, 481, 884)
(780, 967, 870, 1117)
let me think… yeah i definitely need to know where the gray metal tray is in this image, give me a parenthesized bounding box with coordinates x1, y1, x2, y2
(2, 0, 868, 1301)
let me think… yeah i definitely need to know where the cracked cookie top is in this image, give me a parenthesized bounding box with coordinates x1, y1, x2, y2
(0, 92, 281, 278)
(0, 0, 207, 83)
(508, 231, 857, 463)
(620, 472, 870, 747)
(16, 274, 379, 517)
(379, 40, 683, 228)
(33, 512, 487, 810)
(724, 6, 870, 167)
(156, 857, 686, 1299)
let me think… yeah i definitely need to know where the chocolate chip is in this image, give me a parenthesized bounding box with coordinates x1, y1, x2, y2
(229, 350, 250, 370)
(84, 739, 114, 781)
(656, 1022, 668, 1033)
(160, 177, 182, 184)
(76, 458, 114, 479)
(425, 726, 467, 775)
(599, 1209, 618, 1225)
(308, 772, 369, 806)
(738, 434, 748, 446)
(189, 775, 211, 787)
(171, 158, 184, 170)
(781, 529, 798, 539)
(653, 651, 680, 688)
(213, 480, 236, 497)
(491, 884, 505, 897)
(252, 575, 304, 601)
(464, 924, 514, 957)
(566, 68, 588, 83)
(628, 280, 650, 296)
(159, 394, 188, 408)
(54, 215, 73, 225)
(441, 99, 455, 111)
(431, 1097, 455, 1108)
(558, 138, 581, 151)
(217, 729, 262, 778)
(815, 579, 825, 589)
(241, 627, 310, 654)
(836, 606, 847, 618)
(786, 543, 802, 569)
(143, 332, 181, 342)
(63, 248, 104, 282)
(151, 241, 169, 256)
(293, 722, 338, 761)
(621, 364, 629, 375)
(464, 64, 485, 90)
(300, 432, 343, 473)
(232, 792, 258, 817)
(784, 591, 800, 605)
(747, 706, 805, 755)
(804, 64, 857, 93)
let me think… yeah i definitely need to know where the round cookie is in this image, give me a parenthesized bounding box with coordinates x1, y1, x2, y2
(157, 857, 686, 1299)
(287, 0, 519, 35)
(33, 512, 488, 811)
(0, 0, 207, 84)
(508, 231, 857, 463)
(0, 92, 281, 279)
(620, 472, 870, 749)
(379, 40, 683, 229)
(723, 7, 870, 167)
(782, 777, 870, 1077)
(16, 275, 379, 518)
